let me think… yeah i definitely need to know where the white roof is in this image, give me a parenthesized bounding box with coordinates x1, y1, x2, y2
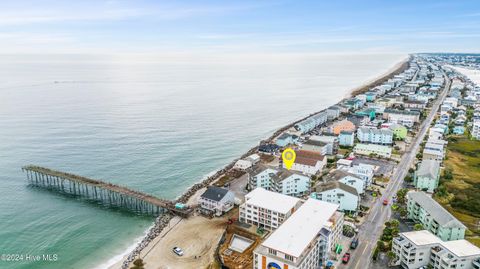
(246, 153, 260, 162)
(262, 198, 339, 257)
(245, 188, 300, 214)
(442, 240, 480, 257)
(337, 159, 352, 166)
(403, 230, 442, 246)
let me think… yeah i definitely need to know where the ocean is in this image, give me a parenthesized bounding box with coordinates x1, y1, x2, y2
(0, 53, 404, 269)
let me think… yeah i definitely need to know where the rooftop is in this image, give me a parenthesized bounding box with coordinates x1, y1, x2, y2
(442, 240, 480, 257)
(261, 198, 339, 257)
(244, 187, 300, 214)
(303, 139, 327, 147)
(416, 159, 440, 179)
(402, 230, 442, 246)
(314, 181, 358, 196)
(407, 191, 466, 229)
(294, 150, 325, 166)
(323, 169, 359, 182)
(201, 186, 230, 202)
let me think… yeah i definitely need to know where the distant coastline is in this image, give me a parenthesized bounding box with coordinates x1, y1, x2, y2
(109, 55, 410, 269)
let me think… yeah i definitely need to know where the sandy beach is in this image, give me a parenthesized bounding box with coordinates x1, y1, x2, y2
(348, 56, 409, 97)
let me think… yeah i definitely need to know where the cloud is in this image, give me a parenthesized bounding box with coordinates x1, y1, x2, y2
(0, 1, 276, 26)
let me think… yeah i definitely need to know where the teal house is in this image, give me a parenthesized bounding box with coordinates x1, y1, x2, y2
(365, 91, 377, 102)
(414, 159, 440, 193)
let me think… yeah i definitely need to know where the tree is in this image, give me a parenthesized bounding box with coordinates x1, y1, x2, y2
(131, 259, 145, 269)
(399, 207, 408, 218)
(390, 219, 400, 229)
(414, 223, 424, 231)
(396, 188, 409, 204)
(372, 246, 380, 261)
(387, 250, 397, 262)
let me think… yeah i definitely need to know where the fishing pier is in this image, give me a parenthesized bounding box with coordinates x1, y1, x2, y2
(22, 165, 192, 217)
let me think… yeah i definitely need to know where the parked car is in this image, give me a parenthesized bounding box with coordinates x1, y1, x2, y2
(350, 238, 359, 249)
(172, 247, 184, 256)
(342, 253, 351, 264)
(383, 199, 389, 205)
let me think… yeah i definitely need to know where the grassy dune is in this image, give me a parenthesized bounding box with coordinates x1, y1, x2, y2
(435, 136, 480, 245)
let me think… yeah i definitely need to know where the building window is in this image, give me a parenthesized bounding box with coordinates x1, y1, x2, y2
(285, 254, 294, 261)
(268, 249, 277, 255)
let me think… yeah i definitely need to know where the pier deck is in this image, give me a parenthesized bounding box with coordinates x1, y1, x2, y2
(22, 165, 192, 217)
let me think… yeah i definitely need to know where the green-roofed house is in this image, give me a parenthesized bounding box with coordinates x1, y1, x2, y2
(414, 160, 441, 193)
(407, 191, 466, 241)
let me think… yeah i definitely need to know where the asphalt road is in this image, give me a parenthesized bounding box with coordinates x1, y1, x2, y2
(347, 71, 451, 269)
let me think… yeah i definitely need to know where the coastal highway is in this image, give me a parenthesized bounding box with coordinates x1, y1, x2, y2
(348, 71, 451, 269)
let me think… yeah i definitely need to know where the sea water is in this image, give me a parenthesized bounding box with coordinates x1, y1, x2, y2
(0, 53, 404, 269)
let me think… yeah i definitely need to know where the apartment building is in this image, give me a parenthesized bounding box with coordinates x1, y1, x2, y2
(248, 165, 310, 197)
(253, 198, 344, 269)
(414, 160, 441, 193)
(313, 181, 360, 212)
(239, 188, 302, 230)
(357, 126, 393, 145)
(392, 230, 480, 269)
(286, 150, 327, 176)
(407, 191, 466, 241)
(353, 143, 392, 158)
(473, 119, 480, 140)
(383, 109, 420, 127)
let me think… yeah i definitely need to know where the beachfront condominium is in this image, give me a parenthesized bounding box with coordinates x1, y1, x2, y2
(392, 230, 480, 269)
(248, 164, 311, 197)
(407, 191, 466, 241)
(253, 198, 344, 269)
(285, 150, 327, 176)
(239, 188, 302, 231)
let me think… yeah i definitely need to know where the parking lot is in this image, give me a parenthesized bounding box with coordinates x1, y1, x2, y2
(351, 157, 395, 176)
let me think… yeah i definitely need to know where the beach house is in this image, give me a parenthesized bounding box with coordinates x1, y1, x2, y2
(199, 186, 235, 216)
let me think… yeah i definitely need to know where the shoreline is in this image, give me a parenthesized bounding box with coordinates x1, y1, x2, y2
(107, 55, 410, 269)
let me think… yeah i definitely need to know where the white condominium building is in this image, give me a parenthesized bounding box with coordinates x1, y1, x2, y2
(239, 188, 302, 231)
(392, 230, 480, 269)
(253, 198, 344, 269)
(473, 119, 480, 140)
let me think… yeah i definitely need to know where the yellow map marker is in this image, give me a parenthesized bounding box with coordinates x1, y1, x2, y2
(282, 148, 296, 170)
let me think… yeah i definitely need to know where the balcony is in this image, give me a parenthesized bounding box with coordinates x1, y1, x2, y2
(473, 258, 480, 269)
